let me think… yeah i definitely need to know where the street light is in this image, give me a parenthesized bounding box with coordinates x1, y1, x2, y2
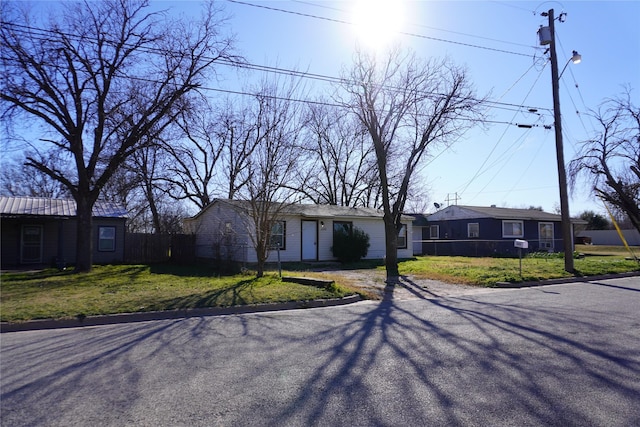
(559, 50, 582, 78)
(538, 9, 580, 273)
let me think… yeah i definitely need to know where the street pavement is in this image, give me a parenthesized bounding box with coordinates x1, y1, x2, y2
(1, 276, 639, 426)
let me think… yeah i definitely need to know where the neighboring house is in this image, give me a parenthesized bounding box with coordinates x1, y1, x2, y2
(412, 205, 585, 257)
(1, 196, 127, 268)
(184, 199, 414, 263)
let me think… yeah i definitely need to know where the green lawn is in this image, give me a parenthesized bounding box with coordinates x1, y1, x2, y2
(398, 245, 638, 287)
(1, 247, 638, 323)
(0, 264, 356, 323)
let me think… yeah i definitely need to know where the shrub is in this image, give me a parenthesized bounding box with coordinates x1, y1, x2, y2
(331, 227, 370, 262)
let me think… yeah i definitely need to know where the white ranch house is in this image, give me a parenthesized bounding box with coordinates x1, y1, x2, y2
(184, 199, 413, 264)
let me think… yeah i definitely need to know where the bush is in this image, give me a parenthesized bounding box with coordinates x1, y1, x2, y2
(331, 227, 370, 263)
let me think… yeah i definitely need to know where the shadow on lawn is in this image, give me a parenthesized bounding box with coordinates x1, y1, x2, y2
(2, 265, 150, 287)
(147, 278, 258, 310)
(149, 263, 228, 277)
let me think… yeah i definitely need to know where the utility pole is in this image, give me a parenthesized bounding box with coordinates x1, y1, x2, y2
(545, 8, 575, 272)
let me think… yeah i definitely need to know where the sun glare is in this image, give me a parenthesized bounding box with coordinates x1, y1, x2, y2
(352, 0, 405, 50)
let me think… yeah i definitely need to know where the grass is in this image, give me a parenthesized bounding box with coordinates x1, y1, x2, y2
(575, 244, 640, 258)
(0, 264, 358, 323)
(1, 245, 637, 322)
(398, 245, 639, 287)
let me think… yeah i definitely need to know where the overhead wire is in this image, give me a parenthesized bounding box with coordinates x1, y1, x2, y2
(227, 0, 570, 205)
(5, 5, 564, 185)
(3, 21, 551, 117)
(292, 0, 537, 50)
(555, 33, 593, 157)
(490, 1, 538, 14)
(227, 0, 535, 58)
(455, 61, 550, 199)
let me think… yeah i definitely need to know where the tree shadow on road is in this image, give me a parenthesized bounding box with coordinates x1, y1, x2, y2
(263, 276, 640, 426)
(2, 278, 639, 426)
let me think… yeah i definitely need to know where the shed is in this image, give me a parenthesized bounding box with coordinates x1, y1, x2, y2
(1, 196, 127, 268)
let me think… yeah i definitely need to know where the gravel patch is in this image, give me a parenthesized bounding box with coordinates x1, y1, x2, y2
(320, 269, 497, 301)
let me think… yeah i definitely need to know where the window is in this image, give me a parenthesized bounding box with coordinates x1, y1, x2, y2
(98, 226, 116, 252)
(269, 221, 286, 250)
(429, 225, 440, 239)
(333, 221, 352, 238)
(468, 223, 479, 238)
(539, 222, 554, 250)
(397, 224, 407, 249)
(502, 220, 524, 238)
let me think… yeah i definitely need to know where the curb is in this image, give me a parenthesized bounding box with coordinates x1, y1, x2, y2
(0, 295, 362, 333)
(493, 270, 640, 288)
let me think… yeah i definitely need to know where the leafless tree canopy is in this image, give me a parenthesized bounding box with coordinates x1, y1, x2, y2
(298, 102, 381, 207)
(1, 0, 237, 271)
(1, 156, 69, 198)
(339, 46, 485, 277)
(239, 75, 306, 277)
(569, 88, 640, 233)
(160, 97, 225, 210)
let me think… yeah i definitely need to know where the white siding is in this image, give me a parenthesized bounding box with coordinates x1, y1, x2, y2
(186, 203, 251, 263)
(413, 226, 425, 255)
(319, 218, 413, 261)
(264, 215, 303, 263)
(400, 221, 414, 258)
(187, 201, 413, 263)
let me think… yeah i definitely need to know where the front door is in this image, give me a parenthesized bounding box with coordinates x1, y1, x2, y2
(302, 220, 318, 261)
(21, 225, 43, 264)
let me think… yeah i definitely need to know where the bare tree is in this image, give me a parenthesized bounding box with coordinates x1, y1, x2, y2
(1, 0, 237, 271)
(160, 96, 224, 210)
(216, 97, 263, 199)
(298, 102, 380, 207)
(1, 155, 69, 198)
(403, 177, 433, 214)
(237, 76, 306, 277)
(339, 47, 485, 278)
(569, 88, 640, 233)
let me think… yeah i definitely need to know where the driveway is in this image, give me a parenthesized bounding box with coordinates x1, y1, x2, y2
(325, 268, 512, 300)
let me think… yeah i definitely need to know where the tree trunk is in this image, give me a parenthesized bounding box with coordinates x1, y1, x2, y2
(146, 181, 162, 234)
(75, 197, 95, 273)
(256, 259, 265, 278)
(383, 215, 399, 279)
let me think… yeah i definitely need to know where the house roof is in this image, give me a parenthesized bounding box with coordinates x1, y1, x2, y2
(0, 196, 127, 219)
(406, 213, 430, 226)
(427, 205, 575, 222)
(189, 199, 413, 221)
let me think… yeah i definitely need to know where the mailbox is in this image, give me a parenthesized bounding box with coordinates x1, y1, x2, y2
(514, 239, 529, 249)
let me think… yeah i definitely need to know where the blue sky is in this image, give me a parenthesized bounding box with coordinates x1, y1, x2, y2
(210, 0, 639, 215)
(9, 1, 639, 216)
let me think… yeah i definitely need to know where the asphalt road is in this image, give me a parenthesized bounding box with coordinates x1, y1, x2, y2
(2, 276, 639, 426)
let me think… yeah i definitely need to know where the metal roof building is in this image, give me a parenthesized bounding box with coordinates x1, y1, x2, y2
(0, 196, 127, 218)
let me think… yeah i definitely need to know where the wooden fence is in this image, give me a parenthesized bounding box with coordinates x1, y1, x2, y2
(124, 233, 195, 264)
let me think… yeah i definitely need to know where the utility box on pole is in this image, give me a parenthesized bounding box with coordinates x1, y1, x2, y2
(538, 26, 552, 45)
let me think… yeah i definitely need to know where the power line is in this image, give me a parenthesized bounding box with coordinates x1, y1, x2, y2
(490, 1, 537, 14)
(456, 62, 549, 198)
(292, 0, 536, 50)
(227, 0, 535, 58)
(3, 21, 551, 116)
